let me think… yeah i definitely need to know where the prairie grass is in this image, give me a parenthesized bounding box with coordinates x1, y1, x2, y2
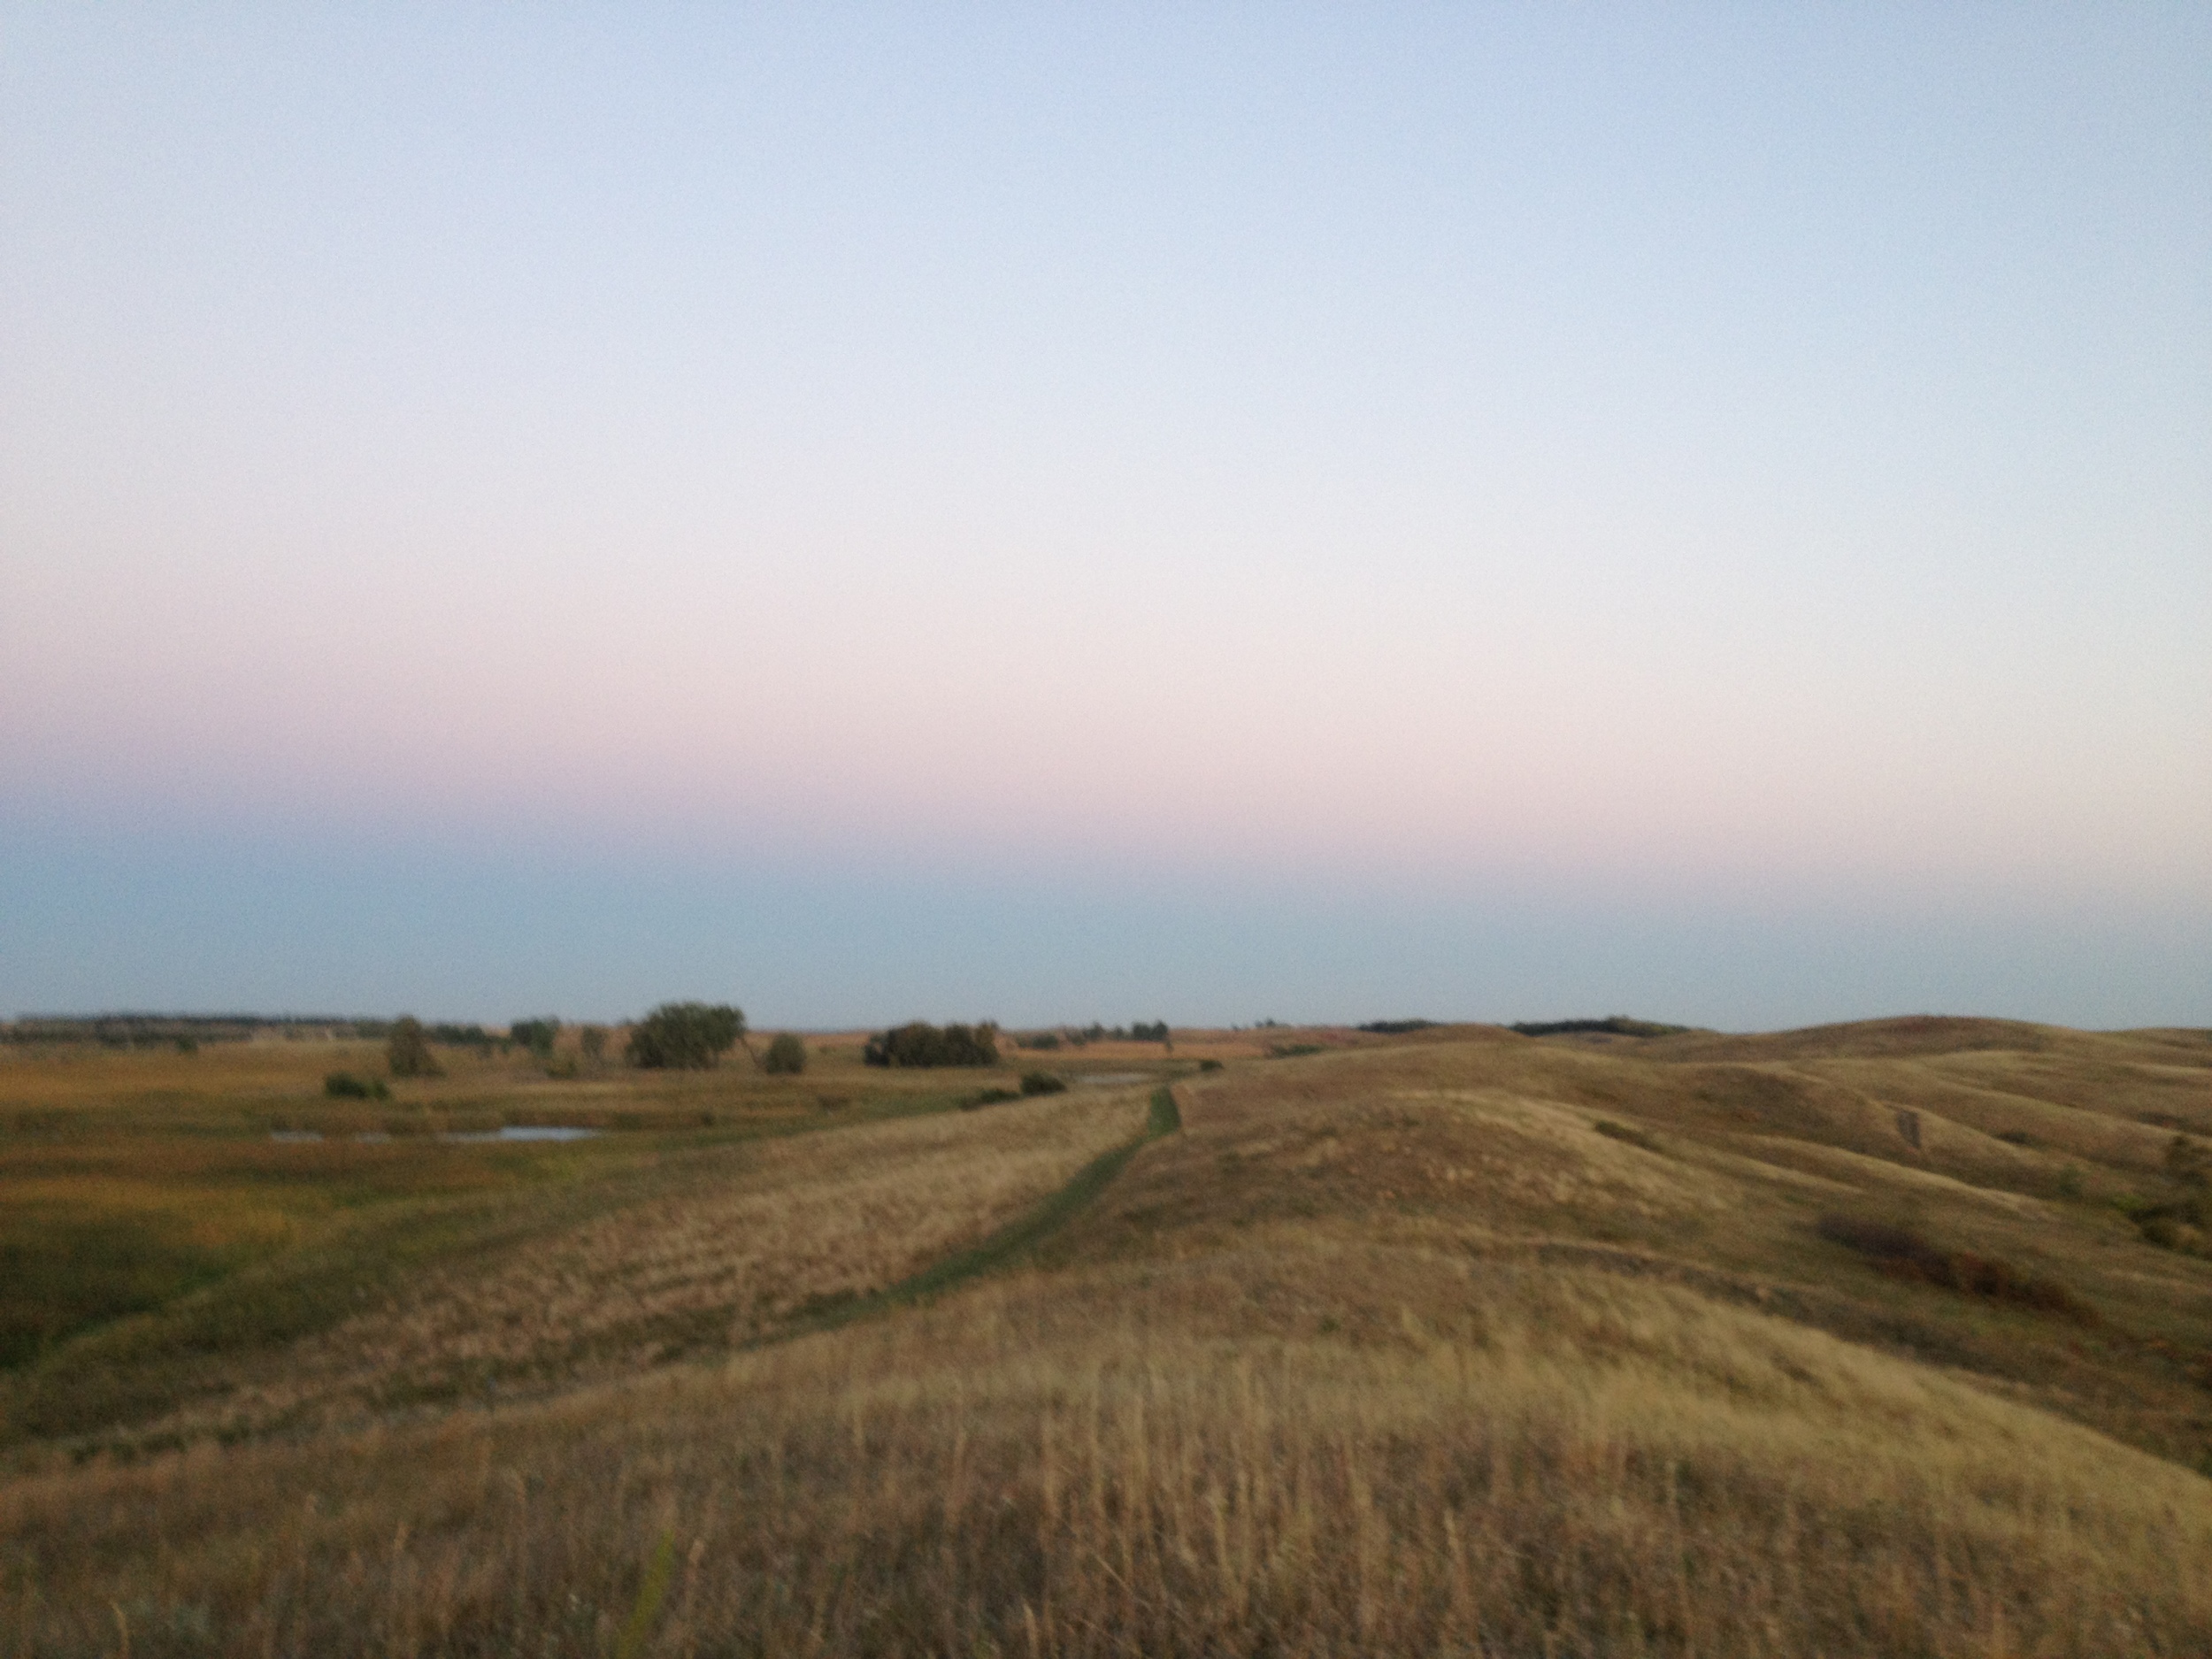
(5, 1020, 2212, 1655)
(7, 1248, 2208, 1656)
(0, 1037, 1138, 1450)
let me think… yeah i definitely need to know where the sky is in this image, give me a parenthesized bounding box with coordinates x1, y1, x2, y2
(4, 5, 2208, 1030)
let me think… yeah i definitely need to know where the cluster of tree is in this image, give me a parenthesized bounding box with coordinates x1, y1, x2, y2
(1509, 1017, 1691, 1039)
(344, 1002, 780, 1079)
(863, 1021, 1000, 1068)
(427, 1022, 494, 1049)
(4, 1014, 383, 1047)
(1357, 1019, 1437, 1035)
(627, 1002, 747, 1070)
(1014, 1020, 1171, 1049)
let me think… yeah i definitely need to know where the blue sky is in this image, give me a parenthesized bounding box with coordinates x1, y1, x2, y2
(4, 6, 2207, 1028)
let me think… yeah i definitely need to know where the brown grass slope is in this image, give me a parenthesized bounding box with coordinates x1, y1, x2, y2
(4, 1021, 2212, 1655)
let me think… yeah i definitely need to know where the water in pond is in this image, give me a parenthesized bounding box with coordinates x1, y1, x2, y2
(1076, 1072, 1151, 1086)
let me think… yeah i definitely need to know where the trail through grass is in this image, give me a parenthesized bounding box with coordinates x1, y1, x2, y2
(782, 1086, 1185, 1339)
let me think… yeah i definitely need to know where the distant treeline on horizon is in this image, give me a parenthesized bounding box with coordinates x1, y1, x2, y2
(6, 1011, 1701, 1048)
(1, 1014, 477, 1047)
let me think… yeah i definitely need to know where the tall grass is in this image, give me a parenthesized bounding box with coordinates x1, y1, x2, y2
(7, 1255, 2208, 1656)
(8, 1025, 2212, 1655)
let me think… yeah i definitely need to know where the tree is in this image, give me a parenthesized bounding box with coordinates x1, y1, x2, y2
(762, 1033, 808, 1075)
(626, 1002, 745, 1070)
(510, 1017, 562, 1063)
(863, 1021, 1000, 1068)
(579, 1025, 607, 1064)
(387, 1015, 442, 1079)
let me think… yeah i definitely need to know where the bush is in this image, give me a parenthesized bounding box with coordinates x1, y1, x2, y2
(763, 1033, 808, 1075)
(626, 1002, 746, 1070)
(863, 1021, 1000, 1068)
(386, 1015, 442, 1079)
(1816, 1215, 2093, 1320)
(1019, 1071, 1067, 1096)
(965, 1087, 1022, 1110)
(324, 1071, 388, 1101)
(1594, 1119, 1661, 1153)
(1197, 1058, 1224, 1072)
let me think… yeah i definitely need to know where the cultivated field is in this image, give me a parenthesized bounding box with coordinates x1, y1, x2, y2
(4, 1018, 2210, 1655)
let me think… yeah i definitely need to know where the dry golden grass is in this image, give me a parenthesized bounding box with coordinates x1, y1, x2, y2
(4, 1018, 2211, 1655)
(119, 1087, 1149, 1445)
(8, 1247, 2209, 1656)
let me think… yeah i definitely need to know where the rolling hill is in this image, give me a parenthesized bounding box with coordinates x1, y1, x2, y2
(4, 1018, 2209, 1655)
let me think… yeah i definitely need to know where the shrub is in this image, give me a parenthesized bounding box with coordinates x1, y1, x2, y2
(1197, 1058, 1224, 1072)
(2119, 1190, 2208, 1254)
(626, 1002, 746, 1070)
(579, 1025, 607, 1063)
(1016, 1032, 1064, 1051)
(1594, 1119, 1661, 1153)
(965, 1087, 1022, 1110)
(386, 1015, 442, 1079)
(1816, 1215, 2093, 1320)
(763, 1033, 808, 1075)
(324, 1071, 388, 1101)
(863, 1021, 1000, 1068)
(1020, 1071, 1067, 1096)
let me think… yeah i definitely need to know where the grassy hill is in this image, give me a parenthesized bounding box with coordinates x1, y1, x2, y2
(3, 1019, 2209, 1654)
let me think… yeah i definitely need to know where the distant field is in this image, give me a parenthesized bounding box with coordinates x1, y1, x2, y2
(4, 1018, 2210, 1655)
(0, 1034, 1168, 1440)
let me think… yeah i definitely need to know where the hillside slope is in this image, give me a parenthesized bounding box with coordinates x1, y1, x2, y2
(5, 1020, 2210, 1655)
